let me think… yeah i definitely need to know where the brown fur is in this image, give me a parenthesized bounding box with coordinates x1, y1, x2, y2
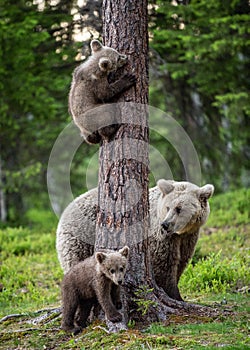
(149, 180, 214, 300)
(57, 180, 214, 302)
(69, 40, 136, 144)
(61, 246, 129, 334)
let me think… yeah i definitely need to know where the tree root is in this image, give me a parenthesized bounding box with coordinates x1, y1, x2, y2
(0, 290, 228, 335)
(154, 286, 222, 317)
(125, 283, 228, 327)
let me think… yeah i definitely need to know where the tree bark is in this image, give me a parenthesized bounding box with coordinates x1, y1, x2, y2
(95, 0, 155, 326)
(95, 0, 219, 330)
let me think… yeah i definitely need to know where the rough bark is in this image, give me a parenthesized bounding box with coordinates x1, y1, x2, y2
(95, 0, 220, 330)
(95, 0, 154, 327)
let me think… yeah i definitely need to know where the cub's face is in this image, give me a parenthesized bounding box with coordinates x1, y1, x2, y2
(157, 179, 214, 237)
(91, 39, 128, 73)
(95, 246, 129, 285)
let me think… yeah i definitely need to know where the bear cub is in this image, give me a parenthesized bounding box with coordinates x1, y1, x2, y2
(69, 39, 136, 144)
(61, 246, 129, 334)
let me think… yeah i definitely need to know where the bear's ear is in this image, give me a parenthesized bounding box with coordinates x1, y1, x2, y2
(199, 184, 214, 201)
(99, 57, 112, 72)
(91, 40, 103, 52)
(157, 179, 174, 196)
(119, 246, 130, 258)
(95, 252, 107, 264)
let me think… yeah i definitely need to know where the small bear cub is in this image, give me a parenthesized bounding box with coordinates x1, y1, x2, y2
(69, 39, 136, 144)
(61, 246, 130, 334)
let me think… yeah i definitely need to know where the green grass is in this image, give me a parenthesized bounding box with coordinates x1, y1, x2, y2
(205, 187, 249, 227)
(0, 227, 62, 316)
(0, 188, 249, 349)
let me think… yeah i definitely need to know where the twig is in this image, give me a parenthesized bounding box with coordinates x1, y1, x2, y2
(0, 307, 62, 325)
(93, 325, 110, 334)
(0, 313, 28, 323)
(27, 307, 62, 325)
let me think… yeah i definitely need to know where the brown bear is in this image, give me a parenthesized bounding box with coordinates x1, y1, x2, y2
(148, 179, 214, 301)
(56, 180, 214, 302)
(61, 246, 129, 334)
(69, 39, 136, 144)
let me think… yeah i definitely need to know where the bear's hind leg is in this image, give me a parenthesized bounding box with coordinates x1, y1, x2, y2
(76, 298, 95, 329)
(111, 284, 122, 310)
(99, 124, 120, 141)
(84, 130, 101, 144)
(61, 297, 80, 334)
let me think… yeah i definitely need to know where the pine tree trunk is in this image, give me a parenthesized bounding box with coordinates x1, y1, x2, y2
(95, 0, 219, 330)
(95, 0, 155, 327)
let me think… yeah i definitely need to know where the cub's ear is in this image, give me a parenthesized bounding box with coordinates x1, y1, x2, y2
(199, 184, 214, 201)
(157, 179, 174, 196)
(91, 40, 103, 52)
(99, 57, 112, 72)
(119, 246, 130, 258)
(95, 252, 107, 264)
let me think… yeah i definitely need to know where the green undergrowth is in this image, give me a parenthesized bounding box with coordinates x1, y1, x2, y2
(0, 227, 62, 316)
(204, 187, 249, 227)
(0, 188, 249, 349)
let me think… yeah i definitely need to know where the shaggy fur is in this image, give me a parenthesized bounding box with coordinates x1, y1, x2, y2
(69, 39, 136, 144)
(148, 180, 214, 300)
(61, 246, 129, 334)
(56, 180, 214, 301)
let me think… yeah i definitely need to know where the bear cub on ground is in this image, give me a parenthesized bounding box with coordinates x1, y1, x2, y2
(69, 39, 136, 144)
(61, 246, 129, 334)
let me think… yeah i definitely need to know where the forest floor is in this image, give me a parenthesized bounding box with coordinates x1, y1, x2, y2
(0, 188, 249, 349)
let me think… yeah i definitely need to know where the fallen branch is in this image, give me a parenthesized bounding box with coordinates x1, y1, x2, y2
(0, 313, 29, 323)
(0, 307, 62, 325)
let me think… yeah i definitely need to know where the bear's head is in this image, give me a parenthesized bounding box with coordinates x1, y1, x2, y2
(90, 40, 128, 73)
(95, 246, 130, 285)
(157, 179, 214, 237)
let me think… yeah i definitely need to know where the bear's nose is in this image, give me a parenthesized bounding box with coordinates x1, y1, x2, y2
(161, 220, 169, 230)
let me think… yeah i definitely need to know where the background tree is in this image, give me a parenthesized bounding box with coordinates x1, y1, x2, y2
(0, 0, 100, 223)
(0, 0, 74, 222)
(150, 0, 250, 191)
(1, 0, 249, 225)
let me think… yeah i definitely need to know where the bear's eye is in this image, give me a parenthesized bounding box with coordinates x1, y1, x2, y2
(175, 206, 182, 214)
(119, 267, 124, 272)
(110, 269, 115, 274)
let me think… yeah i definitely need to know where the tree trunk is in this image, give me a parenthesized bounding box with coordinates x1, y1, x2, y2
(95, 0, 154, 326)
(95, 0, 219, 330)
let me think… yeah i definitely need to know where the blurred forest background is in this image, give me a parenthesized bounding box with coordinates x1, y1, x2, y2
(0, 0, 249, 225)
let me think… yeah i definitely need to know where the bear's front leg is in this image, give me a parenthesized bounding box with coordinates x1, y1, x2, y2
(165, 282, 184, 302)
(95, 74, 136, 101)
(111, 284, 122, 310)
(95, 280, 122, 323)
